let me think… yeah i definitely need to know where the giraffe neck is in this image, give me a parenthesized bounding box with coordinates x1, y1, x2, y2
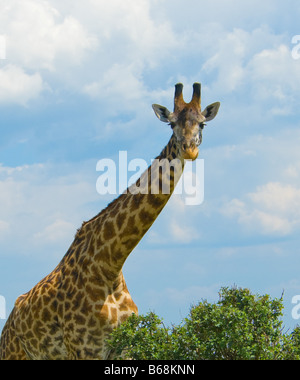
(64, 134, 185, 284)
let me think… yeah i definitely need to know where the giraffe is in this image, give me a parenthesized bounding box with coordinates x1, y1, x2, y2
(0, 83, 220, 360)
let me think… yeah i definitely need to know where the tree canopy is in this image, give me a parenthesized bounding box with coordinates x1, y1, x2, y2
(108, 287, 300, 360)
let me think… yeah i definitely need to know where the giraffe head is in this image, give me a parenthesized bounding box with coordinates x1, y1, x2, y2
(152, 83, 220, 160)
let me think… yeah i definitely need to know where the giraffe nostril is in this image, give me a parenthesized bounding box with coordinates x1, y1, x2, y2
(182, 141, 197, 151)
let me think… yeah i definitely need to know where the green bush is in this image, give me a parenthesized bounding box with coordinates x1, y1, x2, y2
(108, 287, 300, 360)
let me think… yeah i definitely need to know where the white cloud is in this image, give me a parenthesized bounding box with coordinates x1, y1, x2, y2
(2, 0, 97, 71)
(195, 25, 300, 117)
(0, 0, 181, 106)
(222, 183, 300, 236)
(0, 220, 10, 239)
(0, 162, 100, 256)
(146, 194, 203, 245)
(285, 162, 300, 180)
(249, 182, 300, 213)
(83, 62, 147, 112)
(202, 28, 251, 92)
(0, 65, 44, 105)
(158, 0, 288, 32)
(164, 285, 220, 305)
(146, 283, 221, 313)
(71, 0, 177, 64)
(1, 0, 297, 117)
(248, 44, 300, 111)
(169, 219, 198, 244)
(33, 219, 75, 245)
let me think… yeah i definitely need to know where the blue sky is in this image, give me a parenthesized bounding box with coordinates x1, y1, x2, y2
(1, 0, 300, 334)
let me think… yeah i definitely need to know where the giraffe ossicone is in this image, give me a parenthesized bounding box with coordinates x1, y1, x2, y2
(0, 83, 220, 360)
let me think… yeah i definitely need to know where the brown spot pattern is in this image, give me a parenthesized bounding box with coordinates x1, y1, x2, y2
(0, 133, 185, 360)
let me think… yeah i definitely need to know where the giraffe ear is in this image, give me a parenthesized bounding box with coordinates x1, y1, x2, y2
(152, 104, 171, 123)
(202, 102, 221, 121)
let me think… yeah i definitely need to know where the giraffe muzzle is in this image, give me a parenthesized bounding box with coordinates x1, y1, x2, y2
(181, 140, 199, 161)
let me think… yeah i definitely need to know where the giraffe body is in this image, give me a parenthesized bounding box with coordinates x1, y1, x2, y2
(0, 83, 220, 360)
(1, 263, 137, 359)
